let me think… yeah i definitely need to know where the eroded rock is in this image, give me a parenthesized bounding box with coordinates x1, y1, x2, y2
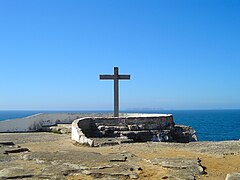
(0, 167, 34, 179)
(4, 147, 30, 154)
(149, 157, 206, 179)
(226, 172, 240, 180)
(0, 142, 15, 146)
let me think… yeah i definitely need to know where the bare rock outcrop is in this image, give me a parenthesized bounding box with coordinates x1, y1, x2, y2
(0, 133, 239, 179)
(147, 157, 206, 180)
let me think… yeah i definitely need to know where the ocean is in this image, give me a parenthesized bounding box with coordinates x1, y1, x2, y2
(0, 110, 239, 142)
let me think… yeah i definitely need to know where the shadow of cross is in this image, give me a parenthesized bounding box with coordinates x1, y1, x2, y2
(99, 67, 131, 117)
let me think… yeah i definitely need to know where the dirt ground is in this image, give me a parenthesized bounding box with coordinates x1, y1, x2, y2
(0, 133, 239, 179)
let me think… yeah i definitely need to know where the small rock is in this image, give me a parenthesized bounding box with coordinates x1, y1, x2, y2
(226, 172, 240, 180)
(0, 142, 15, 146)
(110, 156, 127, 162)
(129, 174, 139, 179)
(4, 147, 30, 154)
(82, 170, 91, 175)
(162, 176, 169, 179)
(20, 153, 33, 161)
(51, 160, 60, 166)
(0, 167, 33, 179)
(36, 158, 45, 164)
(94, 165, 112, 170)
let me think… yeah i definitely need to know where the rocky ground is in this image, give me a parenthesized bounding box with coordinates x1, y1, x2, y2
(0, 132, 240, 180)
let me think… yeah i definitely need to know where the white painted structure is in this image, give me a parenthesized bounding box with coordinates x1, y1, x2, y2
(0, 113, 83, 132)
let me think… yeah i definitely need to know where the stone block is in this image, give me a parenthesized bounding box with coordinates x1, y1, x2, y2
(145, 123, 159, 130)
(98, 126, 105, 131)
(128, 125, 139, 131)
(119, 126, 129, 131)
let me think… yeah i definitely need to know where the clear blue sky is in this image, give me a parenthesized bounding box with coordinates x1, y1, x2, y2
(0, 0, 240, 110)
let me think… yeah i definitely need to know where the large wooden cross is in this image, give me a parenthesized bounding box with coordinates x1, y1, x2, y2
(100, 67, 130, 117)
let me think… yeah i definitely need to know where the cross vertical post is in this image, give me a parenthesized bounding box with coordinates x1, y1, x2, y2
(99, 67, 130, 117)
(114, 67, 119, 117)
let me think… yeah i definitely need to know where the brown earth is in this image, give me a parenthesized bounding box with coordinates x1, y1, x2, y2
(0, 132, 239, 179)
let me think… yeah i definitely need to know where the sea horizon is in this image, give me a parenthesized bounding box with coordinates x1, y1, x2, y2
(1, 108, 240, 120)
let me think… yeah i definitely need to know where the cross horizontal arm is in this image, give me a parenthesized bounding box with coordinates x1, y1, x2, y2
(118, 75, 131, 80)
(100, 75, 114, 80)
(100, 75, 130, 80)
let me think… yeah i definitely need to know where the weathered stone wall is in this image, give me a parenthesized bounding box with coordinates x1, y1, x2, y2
(93, 116, 174, 129)
(71, 118, 94, 146)
(71, 114, 198, 147)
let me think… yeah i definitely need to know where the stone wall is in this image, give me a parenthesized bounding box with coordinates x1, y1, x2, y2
(71, 114, 197, 147)
(72, 118, 94, 147)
